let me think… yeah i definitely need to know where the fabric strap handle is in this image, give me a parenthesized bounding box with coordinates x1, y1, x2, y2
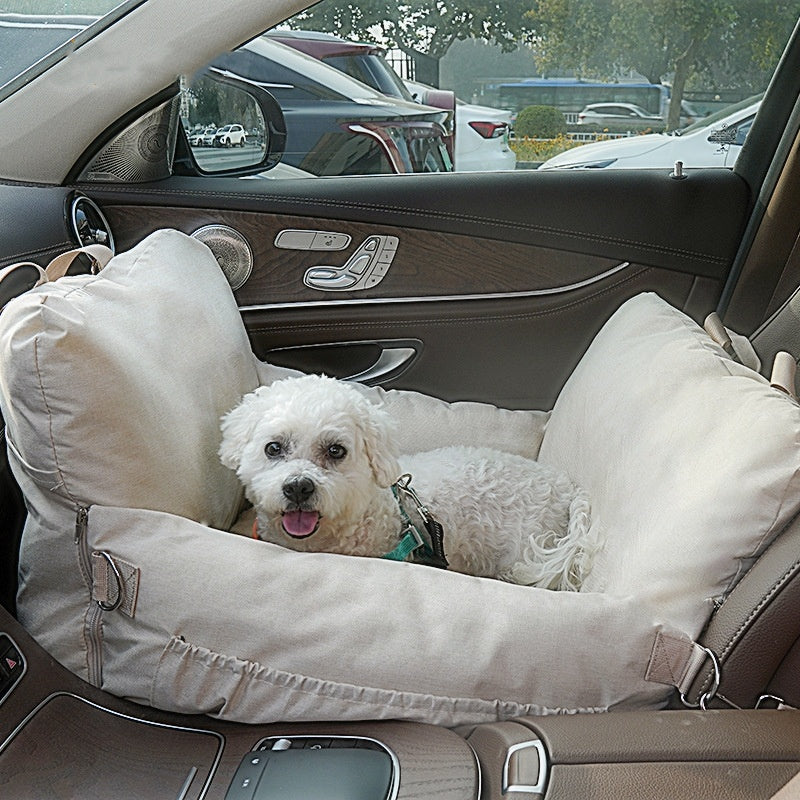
(44, 244, 113, 280)
(644, 631, 714, 704)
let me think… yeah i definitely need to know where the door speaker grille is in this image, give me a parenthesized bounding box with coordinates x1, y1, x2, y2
(78, 97, 179, 183)
(191, 225, 253, 290)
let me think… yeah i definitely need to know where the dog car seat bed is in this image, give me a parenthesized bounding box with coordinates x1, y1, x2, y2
(2, 229, 800, 727)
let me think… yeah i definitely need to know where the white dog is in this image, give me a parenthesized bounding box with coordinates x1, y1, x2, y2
(219, 374, 596, 590)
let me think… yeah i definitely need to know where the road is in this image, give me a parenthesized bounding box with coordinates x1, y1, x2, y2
(191, 143, 265, 172)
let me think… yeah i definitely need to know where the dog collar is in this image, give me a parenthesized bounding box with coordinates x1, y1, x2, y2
(383, 474, 448, 569)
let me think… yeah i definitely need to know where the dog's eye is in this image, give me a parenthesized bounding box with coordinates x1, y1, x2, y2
(264, 441, 283, 459)
(327, 443, 347, 460)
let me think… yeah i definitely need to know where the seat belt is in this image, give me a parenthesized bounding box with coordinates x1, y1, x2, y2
(643, 508, 800, 710)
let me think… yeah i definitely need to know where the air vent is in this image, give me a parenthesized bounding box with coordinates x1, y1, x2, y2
(191, 225, 253, 290)
(70, 196, 115, 253)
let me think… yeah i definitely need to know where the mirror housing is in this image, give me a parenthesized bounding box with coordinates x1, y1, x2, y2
(176, 67, 286, 178)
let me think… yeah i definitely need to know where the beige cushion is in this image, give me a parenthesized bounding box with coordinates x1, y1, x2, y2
(0, 229, 260, 667)
(1, 227, 556, 722)
(1, 228, 257, 524)
(6, 257, 799, 726)
(540, 292, 800, 636)
(88, 504, 675, 725)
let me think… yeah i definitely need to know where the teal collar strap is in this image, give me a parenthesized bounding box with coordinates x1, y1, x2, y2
(382, 475, 448, 569)
(382, 528, 426, 562)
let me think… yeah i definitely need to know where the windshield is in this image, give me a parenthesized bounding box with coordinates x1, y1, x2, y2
(0, 2, 139, 99)
(676, 93, 764, 135)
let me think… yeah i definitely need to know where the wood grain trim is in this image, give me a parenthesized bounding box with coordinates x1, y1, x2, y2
(102, 204, 625, 306)
(0, 693, 222, 799)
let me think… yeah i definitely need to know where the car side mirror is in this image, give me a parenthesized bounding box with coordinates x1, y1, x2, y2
(176, 67, 287, 177)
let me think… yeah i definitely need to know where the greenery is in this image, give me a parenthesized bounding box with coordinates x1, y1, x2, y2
(6, 0, 795, 126)
(291, 1, 797, 127)
(514, 105, 567, 138)
(529, 0, 798, 129)
(510, 134, 581, 163)
(290, 1, 537, 59)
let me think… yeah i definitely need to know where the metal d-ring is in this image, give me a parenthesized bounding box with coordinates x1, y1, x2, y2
(680, 646, 722, 709)
(95, 551, 125, 612)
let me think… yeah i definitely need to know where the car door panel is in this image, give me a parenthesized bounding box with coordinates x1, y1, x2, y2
(90, 168, 748, 274)
(0, 184, 75, 268)
(99, 203, 697, 408)
(241, 271, 694, 410)
(81, 168, 748, 408)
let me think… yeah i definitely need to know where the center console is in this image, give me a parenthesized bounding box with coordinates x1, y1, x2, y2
(2, 604, 800, 800)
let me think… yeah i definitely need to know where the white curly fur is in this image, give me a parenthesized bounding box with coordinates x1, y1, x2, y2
(220, 374, 597, 590)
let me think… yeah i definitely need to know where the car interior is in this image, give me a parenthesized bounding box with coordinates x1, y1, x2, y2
(4, 2, 800, 799)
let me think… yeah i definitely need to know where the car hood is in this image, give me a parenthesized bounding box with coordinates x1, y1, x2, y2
(540, 133, 672, 169)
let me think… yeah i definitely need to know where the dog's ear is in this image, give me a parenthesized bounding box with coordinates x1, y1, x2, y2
(357, 399, 401, 488)
(218, 390, 265, 471)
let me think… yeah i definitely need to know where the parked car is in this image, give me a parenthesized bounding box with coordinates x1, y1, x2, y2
(211, 37, 452, 175)
(266, 28, 416, 102)
(576, 102, 664, 131)
(406, 79, 517, 171)
(213, 123, 247, 147)
(270, 29, 456, 164)
(540, 96, 760, 170)
(189, 125, 218, 146)
(273, 30, 512, 172)
(3, 4, 800, 800)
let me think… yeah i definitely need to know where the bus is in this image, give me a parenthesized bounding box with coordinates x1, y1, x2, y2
(489, 78, 670, 124)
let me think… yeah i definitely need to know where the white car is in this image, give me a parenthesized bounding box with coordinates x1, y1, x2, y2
(406, 80, 516, 171)
(540, 97, 760, 170)
(189, 126, 218, 146)
(213, 123, 247, 146)
(577, 102, 663, 131)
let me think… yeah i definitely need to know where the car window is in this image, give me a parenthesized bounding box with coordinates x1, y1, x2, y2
(0, 1, 793, 178)
(732, 118, 754, 147)
(260, 0, 795, 175)
(0, 3, 138, 100)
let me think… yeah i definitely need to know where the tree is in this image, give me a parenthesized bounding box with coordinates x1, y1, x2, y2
(532, 1, 799, 129)
(290, 1, 538, 83)
(532, 0, 740, 128)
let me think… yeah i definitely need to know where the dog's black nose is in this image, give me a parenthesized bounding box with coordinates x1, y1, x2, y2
(282, 476, 315, 505)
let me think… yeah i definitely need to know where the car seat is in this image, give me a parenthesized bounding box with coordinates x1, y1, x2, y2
(1, 229, 800, 725)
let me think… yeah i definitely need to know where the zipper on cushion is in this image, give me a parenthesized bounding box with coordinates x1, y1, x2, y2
(74, 505, 103, 687)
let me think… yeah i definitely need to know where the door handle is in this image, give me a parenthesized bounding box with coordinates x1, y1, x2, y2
(346, 346, 417, 384)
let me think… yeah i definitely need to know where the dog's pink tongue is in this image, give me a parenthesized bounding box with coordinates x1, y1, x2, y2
(281, 510, 320, 538)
